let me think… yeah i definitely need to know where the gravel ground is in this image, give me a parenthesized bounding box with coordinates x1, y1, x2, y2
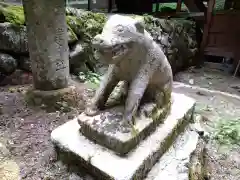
(0, 65, 239, 179)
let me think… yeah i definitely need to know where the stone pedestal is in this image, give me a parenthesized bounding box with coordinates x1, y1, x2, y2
(78, 102, 170, 156)
(51, 93, 198, 180)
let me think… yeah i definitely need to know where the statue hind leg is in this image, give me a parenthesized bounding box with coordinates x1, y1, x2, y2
(139, 83, 172, 121)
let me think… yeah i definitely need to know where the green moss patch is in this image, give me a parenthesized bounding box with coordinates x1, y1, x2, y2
(0, 4, 25, 25)
(213, 118, 240, 146)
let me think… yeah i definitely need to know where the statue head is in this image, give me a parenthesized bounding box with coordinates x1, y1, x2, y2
(91, 15, 146, 64)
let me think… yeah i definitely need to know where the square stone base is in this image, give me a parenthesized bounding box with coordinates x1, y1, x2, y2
(51, 93, 195, 180)
(78, 93, 190, 155)
(145, 127, 200, 180)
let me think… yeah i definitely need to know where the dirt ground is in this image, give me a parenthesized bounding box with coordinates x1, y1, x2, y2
(0, 66, 240, 180)
(175, 66, 240, 180)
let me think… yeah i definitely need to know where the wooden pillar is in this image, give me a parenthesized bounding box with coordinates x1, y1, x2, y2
(176, 0, 182, 12)
(197, 0, 216, 66)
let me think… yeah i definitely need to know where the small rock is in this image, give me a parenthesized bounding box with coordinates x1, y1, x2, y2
(0, 22, 28, 54)
(68, 114, 75, 119)
(69, 173, 83, 180)
(0, 69, 33, 86)
(69, 42, 89, 74)
(196, 91, 206, 96)
(189, 79, 194, 85)
(231, 85, 240, 90)
(189, 138, 207, 180)
(0, 53, 18, 75)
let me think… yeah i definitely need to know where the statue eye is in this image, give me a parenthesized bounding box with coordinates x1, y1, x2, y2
(116, 25, 124, 32)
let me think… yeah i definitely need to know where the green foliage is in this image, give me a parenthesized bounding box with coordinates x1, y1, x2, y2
(214, 0, 226, 11)
(158, 3, 188, 12)
(213, 118, 240, 146)
(67, 25, 78, 41)
(0, 4, 78, 41)
(153, 0, 226, 13)
(66, 9, 106, 42)
(78, 71, 101, 89)
(66, 15, 81, 35)
(66, 9, 107, 72)
(0, 5, 25, 26)
(78, 13, 106, 42)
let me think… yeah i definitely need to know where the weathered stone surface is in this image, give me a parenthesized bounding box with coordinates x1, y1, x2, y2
(146, 114, 208, 180)
(0, 53, 18, 74)
(69, 41, 91, 75)
(25, 84, 84, 112)
(51, 93, 195, 180)
(189, 136, 208, 180)
(23, 0, 70, 91)
(146, 127, 200, 180)
(0, 22, 28, 54)
(78, 93, 193, 155)
(85, 14, 173, 132)
(143, 16, 198, 74)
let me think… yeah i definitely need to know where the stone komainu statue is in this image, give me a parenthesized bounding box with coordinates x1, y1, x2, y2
(84, 14, 173, 127)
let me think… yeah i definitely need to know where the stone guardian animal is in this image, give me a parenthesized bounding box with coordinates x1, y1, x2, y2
(85, 15, 173, 127)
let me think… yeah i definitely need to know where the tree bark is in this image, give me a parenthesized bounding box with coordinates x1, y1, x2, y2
(22, 0, 70, 91)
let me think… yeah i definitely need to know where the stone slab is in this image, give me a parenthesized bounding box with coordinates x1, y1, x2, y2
(78, 93, 189, 156)
(145, 127, 200, 180)
(51, 93, 195, 180)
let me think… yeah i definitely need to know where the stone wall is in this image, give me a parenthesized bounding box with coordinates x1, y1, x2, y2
(0, 4, 198, 83)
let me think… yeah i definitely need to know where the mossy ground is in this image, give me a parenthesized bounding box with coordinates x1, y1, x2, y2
(213, 118, 240, 146)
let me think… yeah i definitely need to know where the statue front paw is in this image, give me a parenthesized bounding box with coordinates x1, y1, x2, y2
(121, 115, 139, 134)
(84, 105, 99, 116)
(122, 114, 134, 128)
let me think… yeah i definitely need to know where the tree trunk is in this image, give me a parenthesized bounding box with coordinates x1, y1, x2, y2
(22, 0, 70, 91)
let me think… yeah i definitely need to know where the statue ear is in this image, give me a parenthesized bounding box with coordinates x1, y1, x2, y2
(134, 19, 145, 34)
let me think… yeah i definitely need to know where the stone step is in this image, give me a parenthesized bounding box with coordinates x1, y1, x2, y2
(51, 93, 195, 180)
(145, 126, 204, 180)
(77, 93, 192, 156)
